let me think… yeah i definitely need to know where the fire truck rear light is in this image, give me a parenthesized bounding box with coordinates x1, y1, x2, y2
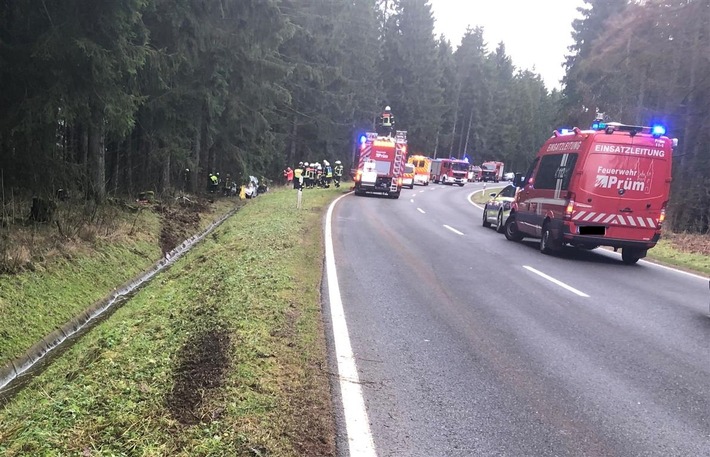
(564, 193, 576, 220)
(355, 170, 362, 182)
(398, 177, 402, 186)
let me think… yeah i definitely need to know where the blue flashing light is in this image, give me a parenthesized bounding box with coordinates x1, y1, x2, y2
(558, 128, 572, 135)
(651, 125, 666, 136)
(359, 134, 367, 144)
(591, 121, 606, 130)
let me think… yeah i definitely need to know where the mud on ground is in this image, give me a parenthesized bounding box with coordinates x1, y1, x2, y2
(156, 198, 209, 255)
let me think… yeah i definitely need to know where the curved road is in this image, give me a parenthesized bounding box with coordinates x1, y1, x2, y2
(325, 182, 710, 457)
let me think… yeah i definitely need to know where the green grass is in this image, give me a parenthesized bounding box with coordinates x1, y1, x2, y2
(0, 187, 342, 456)
(470, 186, 505, 205)
(645, 238, 710, 275)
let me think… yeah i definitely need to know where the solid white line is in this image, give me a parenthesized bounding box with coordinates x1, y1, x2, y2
(523, 265, 590, 297)
(443, 224, 464, 236)
(417, 208, 426, 214)
(325, 194, 378, 456)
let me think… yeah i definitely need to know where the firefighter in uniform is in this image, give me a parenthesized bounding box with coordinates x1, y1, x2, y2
(323, 160, 333, 188)
(293, 162, 304, 190)
(304, 162, 312, 189)
(379, 105, 395, 137)
(333, 160, 343, 188)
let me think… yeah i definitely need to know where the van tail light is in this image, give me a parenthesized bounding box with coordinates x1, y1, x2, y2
(398, 177, 403, 186)
(355, 170, 362, 182)
(564, 192, 576, 220)
(657, 202, 667, 228)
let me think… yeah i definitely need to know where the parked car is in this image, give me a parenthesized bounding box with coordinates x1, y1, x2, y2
(482, 184, 517, 233)
(402, 163, 415, 189)
(503, 172, 515, 181)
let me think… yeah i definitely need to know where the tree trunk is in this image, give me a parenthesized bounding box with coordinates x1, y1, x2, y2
(161, 151, 171, 194)
(191, 116, 202, 194)
(88, 121, 105, 202)
(462, 106, 474, 160)
(289, 114, 298, 165)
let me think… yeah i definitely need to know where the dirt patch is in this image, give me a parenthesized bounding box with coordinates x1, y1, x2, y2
(166, 329, 231, 425)
(156, 201, 206, 255)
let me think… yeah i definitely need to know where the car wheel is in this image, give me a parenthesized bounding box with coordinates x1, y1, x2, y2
(540, 223, 555, 254)
(621, 248, 642, 265)
(482, 207, 491, 228)
(496, 211, 505, 233)
(441, 175, 446, 184)
(504, 215, 524, 241)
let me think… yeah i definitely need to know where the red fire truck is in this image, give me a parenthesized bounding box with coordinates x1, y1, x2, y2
(430, 158, 468, 186)
(481, 161, 505, 182)
(351, 131, 408, 198)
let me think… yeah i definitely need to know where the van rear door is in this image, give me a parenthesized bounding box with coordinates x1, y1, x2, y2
(576, 136, 670, 239)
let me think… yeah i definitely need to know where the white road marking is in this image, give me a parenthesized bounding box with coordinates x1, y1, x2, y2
(410, 199, 414, 203)
(326, 194, 378, 456)
(419, 190, 425, 193)
(417, 208, 426, 214)
(444, 224, 464, 236)
(523, 265, 590, 297)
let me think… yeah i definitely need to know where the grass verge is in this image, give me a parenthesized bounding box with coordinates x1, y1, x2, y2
(0, 186, 341, 456)
(470, 186, 505, 205)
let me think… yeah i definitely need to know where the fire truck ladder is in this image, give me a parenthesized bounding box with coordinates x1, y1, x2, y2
(390, 130, 407, 192)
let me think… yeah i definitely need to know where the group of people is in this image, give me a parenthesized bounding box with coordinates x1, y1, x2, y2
(207, 172, 268, 199)
(286, 160, 344, 190)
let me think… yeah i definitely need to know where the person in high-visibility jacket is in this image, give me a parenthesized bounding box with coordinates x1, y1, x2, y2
(293, 162, 304, 190)
(304, 162, 313, 189)
(334, 160, 343, 188)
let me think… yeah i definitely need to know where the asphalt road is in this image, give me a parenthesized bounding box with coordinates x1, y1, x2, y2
(326, 182, 710, 457)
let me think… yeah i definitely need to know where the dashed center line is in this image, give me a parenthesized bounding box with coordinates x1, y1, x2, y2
(443, 224, 464, 236)
(417, 208, 426, 214)
(523, 265, 590, 297)
(410, 198, 414, 203)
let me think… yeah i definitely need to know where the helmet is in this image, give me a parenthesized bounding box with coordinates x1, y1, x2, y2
(335, 160, 341, 164)
(316, 163, 322, 169)
(323, 160, 329, 166)
(304, 162, 309, 167)
(385, 105, 391, 111)
(298, 161, 303, 167)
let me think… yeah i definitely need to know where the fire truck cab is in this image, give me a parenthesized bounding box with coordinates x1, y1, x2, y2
(430, 158, 468, 186)
(504, 121, 675, 264)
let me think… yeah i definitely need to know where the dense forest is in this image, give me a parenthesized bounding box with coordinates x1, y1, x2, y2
(1, 0, 708, 232)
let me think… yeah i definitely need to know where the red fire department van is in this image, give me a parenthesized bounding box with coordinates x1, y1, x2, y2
(430, 158, 468, 186)
(352, 131, 407, 198)
(504, 121, 675, 264)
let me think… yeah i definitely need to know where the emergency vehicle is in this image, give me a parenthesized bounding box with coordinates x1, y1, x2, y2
(352, 131, 407, 198)
(481, 161, 505, 182)
(407, 154, 431, 185)
(430, 158, 468, 186)
(504, 121, 675, 264)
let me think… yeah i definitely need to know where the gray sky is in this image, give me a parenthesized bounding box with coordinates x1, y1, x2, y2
(429, 0, 585, 90)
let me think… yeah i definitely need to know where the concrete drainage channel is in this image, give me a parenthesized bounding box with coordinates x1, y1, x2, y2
(0, 204, 241, 399)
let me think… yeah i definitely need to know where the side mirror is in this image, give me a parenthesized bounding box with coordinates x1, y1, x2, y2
(513, 173, 525, 188)
(490, 193, 497, 197)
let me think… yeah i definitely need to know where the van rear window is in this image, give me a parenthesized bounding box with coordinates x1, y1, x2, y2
(534, 153, 578, 190)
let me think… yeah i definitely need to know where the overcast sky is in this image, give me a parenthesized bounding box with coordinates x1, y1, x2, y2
(428, 0, 586, 90)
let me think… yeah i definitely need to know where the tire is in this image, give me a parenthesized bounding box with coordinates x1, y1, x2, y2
(540, 223, 555, 254)
(496, 211, 505, 233)
(482, 207, 491, 228)
(621, 248, 642, 265)
(504, 214, 524, 241)
(458, 183, 464, 187)
(441, 175, 446, 184)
